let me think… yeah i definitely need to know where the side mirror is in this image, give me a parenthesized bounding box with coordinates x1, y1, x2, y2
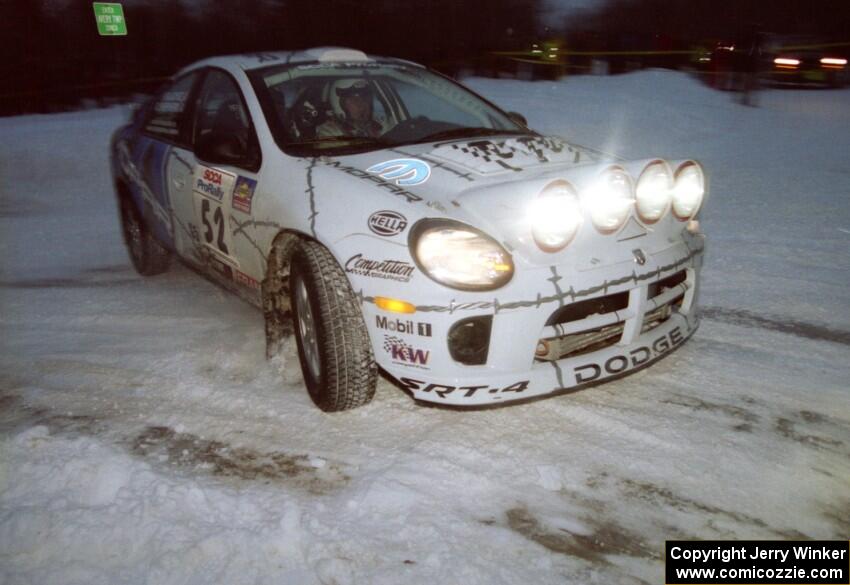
(196, 132, 256, 169)
(507, 111, 529, 128)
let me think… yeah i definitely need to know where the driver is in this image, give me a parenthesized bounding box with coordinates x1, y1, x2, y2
(317, 79, 385, 138)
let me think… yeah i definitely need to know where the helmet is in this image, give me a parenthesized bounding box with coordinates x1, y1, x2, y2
(334, 78, 372, 99)
(329, 78, 373, 120)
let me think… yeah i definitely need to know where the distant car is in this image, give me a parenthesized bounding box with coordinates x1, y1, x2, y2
(763, 35, 848, 87)
(110, 47, 707, 411)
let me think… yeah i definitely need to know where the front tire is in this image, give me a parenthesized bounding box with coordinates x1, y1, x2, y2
(119, 196, 170, 276)
(289, 240, 377, 412)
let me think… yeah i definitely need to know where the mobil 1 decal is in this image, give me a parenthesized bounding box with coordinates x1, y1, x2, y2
(368, 210, 407, 237)
(376, 315, 432, 337)
(193, 165, 237, 263)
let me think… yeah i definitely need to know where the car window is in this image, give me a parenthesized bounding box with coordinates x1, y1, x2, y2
(193, 69, 258, 157)
(251, 63, 526, 155)
(392, 79, 481, 127)
(143, 73, 199, 145)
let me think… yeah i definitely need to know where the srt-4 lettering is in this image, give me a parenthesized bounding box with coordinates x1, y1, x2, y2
(572, 326, 686, 384)
(376, 315, 432, 337)
(400, 378, 529, 399)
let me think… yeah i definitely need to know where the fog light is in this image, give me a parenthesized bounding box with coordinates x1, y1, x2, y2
(448, 316, 492, 365)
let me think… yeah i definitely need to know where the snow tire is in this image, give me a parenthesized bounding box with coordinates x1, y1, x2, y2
(119, 196, 171, 276)
(289, 239, 377, 412)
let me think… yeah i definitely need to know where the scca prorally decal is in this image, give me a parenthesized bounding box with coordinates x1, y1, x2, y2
(322, 160, 422, 203)
(383, 335, 430, 368)
(232, 176, 257, 214)
(573, 325, 688, 384)
(345, 254, 415, 282)
(194, 167, 234, 201)
(399, 377, 530, 399)
(376, 315, 432, 337)
(368, 210, 408, 236)
(367, 159, 431, 186)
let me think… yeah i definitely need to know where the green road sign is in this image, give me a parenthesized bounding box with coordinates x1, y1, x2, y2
(93, 3, 127, 36)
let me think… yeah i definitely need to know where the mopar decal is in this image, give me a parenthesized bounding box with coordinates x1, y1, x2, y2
(400, 378, 530, 399)
(367, 159, 431, 186)
(345, 254, 414, 282)
(232, 176, 257, 213)
(376, 315, 432, 337)
(322, 160, 422, 203)
(383, 336, 430, 368)
(573, 326, 687, 384)
(368, 210, 408, 236)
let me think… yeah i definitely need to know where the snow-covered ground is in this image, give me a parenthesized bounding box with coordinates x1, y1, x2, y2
(1, 71, 848, 585)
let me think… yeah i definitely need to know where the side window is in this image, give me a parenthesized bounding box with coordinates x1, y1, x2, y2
(143, 73, 198, 144)
(194, 70, 258, 159)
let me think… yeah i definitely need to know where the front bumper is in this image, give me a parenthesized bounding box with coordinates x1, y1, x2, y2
(364, 236, 705, 406)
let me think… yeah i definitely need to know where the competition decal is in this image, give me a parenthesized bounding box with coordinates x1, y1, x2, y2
(399, 377, 530, 399)
(366, 158, 431, 186)
(232, 176, 257, 214)
(368, 210, 407, 236)
(383, 335, 430, 368)
(322, 160, 422, 203)
(376, 315, 432, 337)
(345, 254, 414, 282)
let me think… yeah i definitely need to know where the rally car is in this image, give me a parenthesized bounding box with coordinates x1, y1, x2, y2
(110, 47, 707, 411)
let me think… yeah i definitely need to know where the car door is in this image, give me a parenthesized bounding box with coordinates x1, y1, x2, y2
(173, 68, 263, 293)
(129, 72, 201, 251)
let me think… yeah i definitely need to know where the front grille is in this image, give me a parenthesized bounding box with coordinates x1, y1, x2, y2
(546, 291, 629, 326)
(535, 269, 689, 362)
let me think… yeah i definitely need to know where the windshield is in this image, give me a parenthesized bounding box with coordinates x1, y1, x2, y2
(250, 62, 529, 155)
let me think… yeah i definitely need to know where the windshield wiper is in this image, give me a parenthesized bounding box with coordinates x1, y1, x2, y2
(292, 135, 388, 146)
(412, 127, 529, 144)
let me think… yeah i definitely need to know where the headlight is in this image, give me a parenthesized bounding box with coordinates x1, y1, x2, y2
(635, 160, 673, 224)
(528, 180, 582, 252)
(584, 166, 634, 233)
(672, 161, 706, 220)
(410, 220, 513, 291)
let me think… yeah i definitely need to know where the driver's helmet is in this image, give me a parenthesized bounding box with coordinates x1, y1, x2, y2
(329, 78, 372, 118)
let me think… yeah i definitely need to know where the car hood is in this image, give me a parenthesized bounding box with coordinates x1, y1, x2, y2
(316, 134, 659, 267)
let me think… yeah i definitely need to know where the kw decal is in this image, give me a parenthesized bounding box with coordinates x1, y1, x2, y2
(383, 336, 430, 368)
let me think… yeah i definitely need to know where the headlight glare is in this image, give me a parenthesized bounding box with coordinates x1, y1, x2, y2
(585, 167, 634, 233)
(411, 220, 513, 290)
(529, 180, 582, 252)
(672, 161, 705, 220)
(635, 160, 673, 223)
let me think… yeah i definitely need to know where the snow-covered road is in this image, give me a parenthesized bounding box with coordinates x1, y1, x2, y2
(1, 71, 848, 585)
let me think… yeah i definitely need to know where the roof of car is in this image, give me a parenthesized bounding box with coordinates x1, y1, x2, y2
(179, 47, 424, 77)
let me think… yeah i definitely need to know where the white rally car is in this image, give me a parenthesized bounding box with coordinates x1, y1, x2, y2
(110, 47, 706, 411)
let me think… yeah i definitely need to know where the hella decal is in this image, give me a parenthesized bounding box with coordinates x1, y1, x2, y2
(367, 158, 431, 186)
(368, 210, 408, 236)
